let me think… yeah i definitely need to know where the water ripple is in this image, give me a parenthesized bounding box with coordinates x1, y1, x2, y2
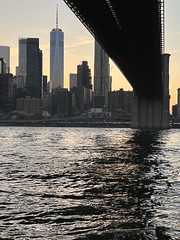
(0, 127, 179, 239)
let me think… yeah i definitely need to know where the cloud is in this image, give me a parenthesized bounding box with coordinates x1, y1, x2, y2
(65, 37, 93, 51)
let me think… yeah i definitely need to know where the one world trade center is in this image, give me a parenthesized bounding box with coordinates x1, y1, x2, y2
(50, 5, 64, 90)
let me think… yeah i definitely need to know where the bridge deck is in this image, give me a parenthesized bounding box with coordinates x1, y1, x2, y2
(63, 0, 164, 97)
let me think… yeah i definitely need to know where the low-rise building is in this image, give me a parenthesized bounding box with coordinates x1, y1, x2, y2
(51, 88, 72, 117)
(16, 97, 42, 115)
(108, 88, 133, 119)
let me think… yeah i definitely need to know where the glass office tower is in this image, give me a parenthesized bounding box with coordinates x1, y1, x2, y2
(18, 38, 42, 98)
(18, 38, 27, 78)
(50, 5, 64, 90)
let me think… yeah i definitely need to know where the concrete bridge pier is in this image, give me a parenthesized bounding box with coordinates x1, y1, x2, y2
(131, 54, 170, 129)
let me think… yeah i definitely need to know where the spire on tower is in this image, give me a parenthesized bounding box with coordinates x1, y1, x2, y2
(56, 4, 59, 29)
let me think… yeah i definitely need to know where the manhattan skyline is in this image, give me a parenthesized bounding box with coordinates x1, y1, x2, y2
(0, 0, 180, 110)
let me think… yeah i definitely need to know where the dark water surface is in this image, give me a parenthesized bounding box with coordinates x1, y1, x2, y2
(0, 127, 179, 240)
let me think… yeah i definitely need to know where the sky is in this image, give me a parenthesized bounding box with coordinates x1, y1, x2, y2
(0, 0, 180, 111)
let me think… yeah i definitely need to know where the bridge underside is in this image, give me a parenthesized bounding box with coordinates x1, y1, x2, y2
(64, 0, 170, 128)
(63, 0, 164, 98)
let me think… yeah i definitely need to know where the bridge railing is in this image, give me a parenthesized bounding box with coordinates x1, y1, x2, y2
(159, 0, 165, 54)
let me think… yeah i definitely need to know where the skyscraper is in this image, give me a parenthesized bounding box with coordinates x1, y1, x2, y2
(77, 61, 92, 113)
(18, 38, 27, 78)
(0, 46, 10, 73)
(50, 5, 64, 90)
(69, 73, 77, 90)
(26, 38, 42, 98)
(94, 40, 111, 109)
(18, 38, 42, 98)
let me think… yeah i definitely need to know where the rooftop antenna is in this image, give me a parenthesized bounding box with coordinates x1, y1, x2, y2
(56, 4, 59, 29)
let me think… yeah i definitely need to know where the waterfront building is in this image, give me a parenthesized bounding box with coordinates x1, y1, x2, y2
(94, 40, 111, 109)
(172, 104, 177, 117)
(51, 88, 72, 117)
(11, 76, 26, 109)
(18, 38, 42, 98)
(0, 46, 10, 73)
(0, 73, 13, 112)
(177, 88, 180, 117)
(50, 5, 64, 90)
(77, 61, 92, 114)
(16, 97, 42, 115)
(108, 88, 133, 119)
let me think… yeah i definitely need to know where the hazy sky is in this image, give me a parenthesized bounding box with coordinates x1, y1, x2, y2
(0, 0, 179, 109)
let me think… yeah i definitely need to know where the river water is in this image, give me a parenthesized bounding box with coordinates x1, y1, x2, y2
(0, 127, 179, 240)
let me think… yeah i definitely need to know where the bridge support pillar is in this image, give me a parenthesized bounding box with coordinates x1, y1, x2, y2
(131, 96, 164, 128)
(131, 54, 170, 129)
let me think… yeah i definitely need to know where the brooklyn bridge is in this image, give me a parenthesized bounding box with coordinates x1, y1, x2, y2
(63, 0, 170, 128)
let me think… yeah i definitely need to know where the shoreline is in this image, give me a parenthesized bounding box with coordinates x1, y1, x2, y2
(0, 118, 131, 128)
(0, 119, 179, 128)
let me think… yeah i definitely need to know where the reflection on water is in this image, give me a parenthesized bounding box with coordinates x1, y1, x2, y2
(78, 130, 170, 240)
(0, 127, 179, 240)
